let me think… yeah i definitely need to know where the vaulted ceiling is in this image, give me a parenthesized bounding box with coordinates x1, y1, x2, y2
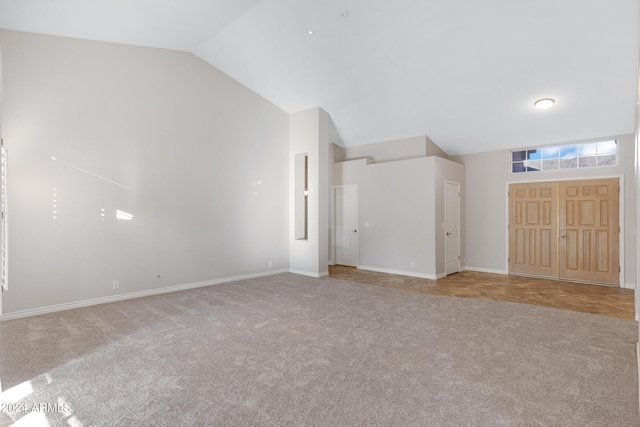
(0, 0, 637, 155)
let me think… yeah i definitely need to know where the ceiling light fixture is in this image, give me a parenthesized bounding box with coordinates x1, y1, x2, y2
(341, 11, 349, 17)
(307, 30, 314, 36)
(534, 98, 555, 110)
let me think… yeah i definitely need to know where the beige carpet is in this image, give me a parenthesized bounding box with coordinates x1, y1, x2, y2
(0, 273, 638, 426)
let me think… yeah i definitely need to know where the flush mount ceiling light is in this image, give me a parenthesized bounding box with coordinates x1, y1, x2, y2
(307, 29, 314, 36)
(534, 98, 555, 110)
(341, 11, 349, 17)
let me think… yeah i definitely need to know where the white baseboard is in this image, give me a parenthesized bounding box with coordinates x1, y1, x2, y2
(1, 269, 289, 321)
(357, 265, 438, 280)
(622, 282, 636, 290)
(289, 269, 329, 278)
(463, 266, 508, 275)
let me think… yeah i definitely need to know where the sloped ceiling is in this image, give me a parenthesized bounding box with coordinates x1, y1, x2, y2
(0, 0, 637, 155)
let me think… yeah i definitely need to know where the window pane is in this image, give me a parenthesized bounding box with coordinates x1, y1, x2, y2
(597, 154, 617, 166)
(527, 149, 541, 160)
(560, 158, 577, 169)
(560, 146, 578, 159)
(512, 151, 526, 161)
(542, 147, 559, 158)
(525, 160, 541, 171)
(597, 140, 617, 155)
(579, 156, 596, 168)
(578, 143, 597, 156)
(542, 159, 559, 170)
(512, 162, 525, 173)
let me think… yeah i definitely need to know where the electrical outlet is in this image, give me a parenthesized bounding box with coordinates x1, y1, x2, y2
(410, 261, 415, 268)
(113, 280, 119, 290)
(268, 261, 273, 268)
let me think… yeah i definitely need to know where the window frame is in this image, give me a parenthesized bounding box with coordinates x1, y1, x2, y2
(510, 140, 618, 174)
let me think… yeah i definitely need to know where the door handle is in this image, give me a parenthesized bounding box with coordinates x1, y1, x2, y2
(560, 234, 565, 238)
(446, 232, 452, 236)
(352, 229, 357, 233)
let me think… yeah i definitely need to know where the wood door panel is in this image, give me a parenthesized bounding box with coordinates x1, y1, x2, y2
(565, 229, 578, 270)
(509, 182, 557, 277)
(540, 229, 552, 267)
(515, 228, 525, 264)
(583, 230, 592, 271)
(596, 230, 609, 272)
(527, 202, 539, 224)
(558, 178, 619, 284)
(580, 201, 594, 225)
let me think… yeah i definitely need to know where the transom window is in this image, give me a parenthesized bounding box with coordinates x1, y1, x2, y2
(511, 140, 617, 173)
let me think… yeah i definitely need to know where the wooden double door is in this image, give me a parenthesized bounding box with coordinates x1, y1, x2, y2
(508, 178, 619, 285)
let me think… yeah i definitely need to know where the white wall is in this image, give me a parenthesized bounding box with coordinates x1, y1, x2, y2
(341, 135, 449, 163)
(453, 133, 636, 286)
(334, 157, 435, 277)
(333, 156, 464, 278)
(0, 30, 290, 315)
(425, 135, 450, 159)
(289, 107, 329, 277)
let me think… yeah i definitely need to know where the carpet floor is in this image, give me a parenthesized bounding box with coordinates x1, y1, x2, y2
(0, 273, 638, 426)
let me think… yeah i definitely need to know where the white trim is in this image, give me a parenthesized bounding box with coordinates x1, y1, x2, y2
(358, 265, 439, 280)
(508, 173, 625, 185)
(636, 282, 639, 321)
(463, 266, 508, 275)
(505, 174, 625, 286)
(0, 269, 289, 321)
(622, 283, 636, 290)
(637, 344, 640, 416)
(620, 175, 626, 286)
(505, 173, 510, 274)
(289, 269, 329, 278)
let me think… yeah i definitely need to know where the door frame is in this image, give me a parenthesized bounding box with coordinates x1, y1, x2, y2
(444, 180, 461, 275)
(331, 184, 359, 267)
(505, 174, 625, 287)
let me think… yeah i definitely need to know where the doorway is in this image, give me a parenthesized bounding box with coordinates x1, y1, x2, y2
(334, 185, 358, 267)
(508, 178, 620, 285)
(445, 181, 461, 275)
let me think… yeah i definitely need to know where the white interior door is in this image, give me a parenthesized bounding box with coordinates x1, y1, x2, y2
(335, 185, 358, 267)
(445, 181, 460, 275)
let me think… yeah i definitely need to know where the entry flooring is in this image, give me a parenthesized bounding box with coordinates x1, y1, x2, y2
(329, 265, 636, 320)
